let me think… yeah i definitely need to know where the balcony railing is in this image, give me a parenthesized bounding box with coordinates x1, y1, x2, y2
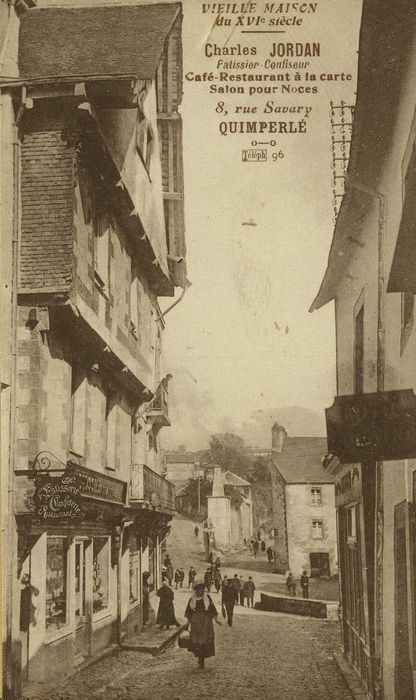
(146, 384, 170, 426)
(129, 463, 175, 511)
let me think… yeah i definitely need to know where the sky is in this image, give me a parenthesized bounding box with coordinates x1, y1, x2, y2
(162, 0, 363, 448)
(39, 0, 363, 449)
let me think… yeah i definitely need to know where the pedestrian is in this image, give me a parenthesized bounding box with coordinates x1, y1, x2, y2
(215, 556, 221, 568)
(164, 555, 174, 587)
(188, 566, 197, 589)
(221, 574, 228, 591)
(243, 576, 255, 608)
(232, 574, 241, 604)
(194, 525, 199, 537)
(213, 567, 222, 593)
(209, 550, 214, 565)
(260, 540, 266, 553)
(286, 571, 296, 597)
(300, 570, 309, 599)
(174, 568, 181, 589)
(222, 578, 236, 626)
(266, 546, 273, 565)
(239, 576, 245, 606)
(142, 571, 151, 625)
(185, 581, 221, 668)
(204, 567, 212, 593)
(252, 540, 259, 558)
(179, 567, 185, 588)
(156, 580, 180, 630)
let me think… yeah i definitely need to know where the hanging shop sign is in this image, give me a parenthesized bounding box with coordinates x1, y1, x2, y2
(34, 472, 84, 521)
(67, 462, 127, 505)
(326, 389, 416, 462)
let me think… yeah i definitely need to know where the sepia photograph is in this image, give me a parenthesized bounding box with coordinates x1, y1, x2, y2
(0, 0, 415, 698)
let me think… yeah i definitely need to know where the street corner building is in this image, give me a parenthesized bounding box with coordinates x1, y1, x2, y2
(310, 0, 416, 698)
(268, 425, 338, 579)
(0, 1, 187, 697)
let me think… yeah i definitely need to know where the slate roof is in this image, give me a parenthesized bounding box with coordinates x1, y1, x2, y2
(224, 470, 251, 487)
(270, 437, 334, 484)
(18, 3, 181, 81)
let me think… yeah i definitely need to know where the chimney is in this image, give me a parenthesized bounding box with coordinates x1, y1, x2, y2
(271, 423, 287, 454)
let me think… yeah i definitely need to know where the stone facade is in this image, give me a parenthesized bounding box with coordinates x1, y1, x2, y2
(1, 4, 185, 698)
(311, 1, 416, 696)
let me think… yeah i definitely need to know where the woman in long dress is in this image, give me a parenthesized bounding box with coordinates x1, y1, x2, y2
(156, 580, 180, 630)
(185, 581, 221, 668)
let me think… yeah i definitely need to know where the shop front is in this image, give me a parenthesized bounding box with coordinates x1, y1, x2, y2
(121, 509, 172, 641)
(16, 455, 127, 685)
(324, 389, 416, 698)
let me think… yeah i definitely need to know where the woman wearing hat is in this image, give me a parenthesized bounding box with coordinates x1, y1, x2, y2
(185, 581, 221, 668)
(156, 579, 180, 630)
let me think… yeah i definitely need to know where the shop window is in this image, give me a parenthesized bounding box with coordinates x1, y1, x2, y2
(46, 537, 69, 631)
(312, 519, 324, 539)
(129, 534, 140, 605)
(93, 537, 110, 614)
(354, 303, 364, 394)
(347, 504, 357, 542)
(311, 487, 322, 505)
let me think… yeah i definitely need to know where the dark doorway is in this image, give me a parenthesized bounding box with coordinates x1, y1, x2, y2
(310, 553, 330, 578)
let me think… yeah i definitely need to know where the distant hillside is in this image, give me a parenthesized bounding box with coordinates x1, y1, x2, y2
(162, 367, 325, 451)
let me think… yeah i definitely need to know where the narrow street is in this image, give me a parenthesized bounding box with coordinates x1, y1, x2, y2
(28, 607, 351, 700)
(25, 516, 351, 700)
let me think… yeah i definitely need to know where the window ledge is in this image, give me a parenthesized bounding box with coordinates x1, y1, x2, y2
(105, 465, 116, 473)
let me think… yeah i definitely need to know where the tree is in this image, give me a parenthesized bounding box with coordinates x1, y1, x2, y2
(204, 433, 252, 480)
(179, 477, 212, 512)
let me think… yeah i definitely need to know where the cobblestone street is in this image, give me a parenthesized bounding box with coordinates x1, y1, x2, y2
(25, 609, 352, 700)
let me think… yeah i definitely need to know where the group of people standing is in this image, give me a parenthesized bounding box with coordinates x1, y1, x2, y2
(220, 574, 256, 625)
(286, 570, 310, 599)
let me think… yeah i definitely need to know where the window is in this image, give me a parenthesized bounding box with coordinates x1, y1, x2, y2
(93, 537, 110, 614)
(401, 292, 414, 353)
(105, 390, 117, 470)
(311, 487, 322, 505)
(312, 519, 324, 539)
(129, 265, 139, 339)
(354, 303, 364, 394)
(94, 212, 111, 293)
(70, 364, 87, 458)
(46, 537, 69, 631)
(129, 534, 140, 605)
(136, 110, 154, 177)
